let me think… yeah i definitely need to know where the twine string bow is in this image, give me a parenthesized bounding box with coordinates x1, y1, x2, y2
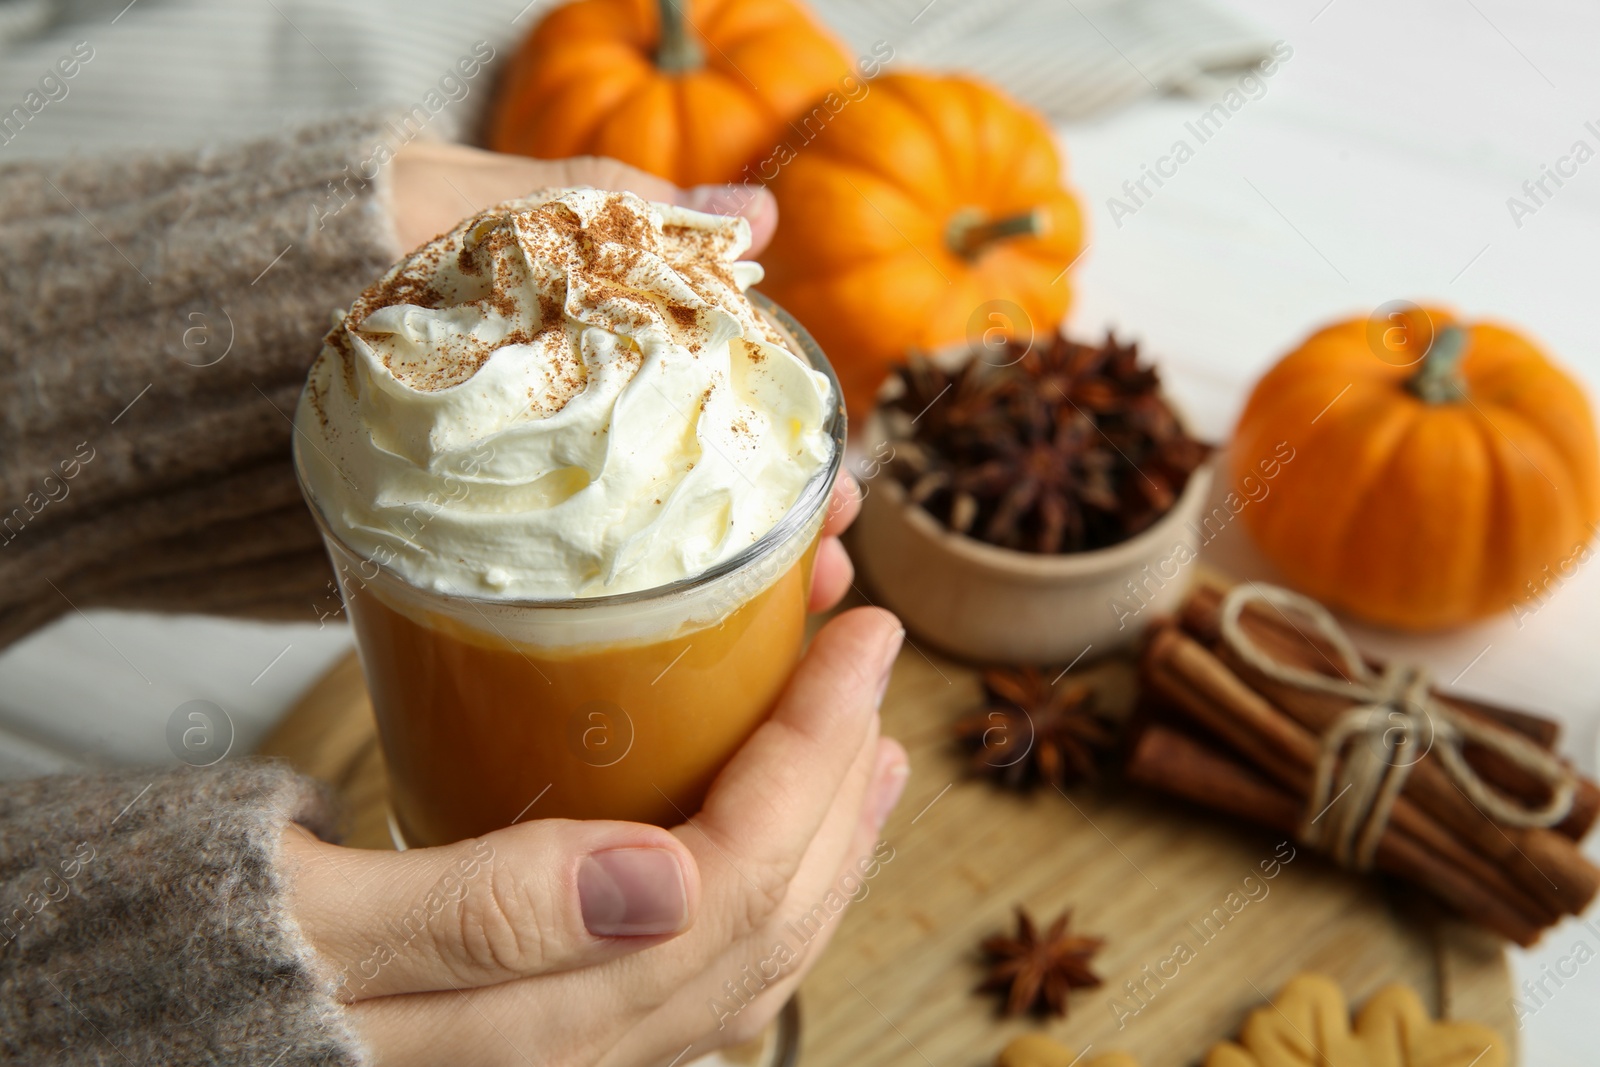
(1218, 584, 1576, 870)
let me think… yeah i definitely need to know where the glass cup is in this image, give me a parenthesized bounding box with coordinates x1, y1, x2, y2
(295, 294, 844, 847)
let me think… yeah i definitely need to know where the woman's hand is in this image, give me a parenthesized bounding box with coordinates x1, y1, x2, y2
(389, 141, 777, 254)
(283, 475, 903, 1065)
(811, 474, 862, 612)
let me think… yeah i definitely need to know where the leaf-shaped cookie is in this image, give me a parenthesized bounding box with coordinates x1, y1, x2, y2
(1206, 975, 1367, 1067)
(1204, 974, 1505, 1067)
(1354, 983, 1504, 1067)
(997, 1034, 1141, 1067)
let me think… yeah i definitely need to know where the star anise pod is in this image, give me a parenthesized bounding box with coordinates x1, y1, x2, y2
(881, 331, 1210, 555)
(883, 349, 1009, 449)
(952, 667, 1116, 791)
(1011, 333, 1149, 424)
(979, 906, 1104, 1018)
(961, 408, 1119, 553)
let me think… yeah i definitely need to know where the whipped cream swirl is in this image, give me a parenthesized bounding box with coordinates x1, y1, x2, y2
(295, 188, 834, 600)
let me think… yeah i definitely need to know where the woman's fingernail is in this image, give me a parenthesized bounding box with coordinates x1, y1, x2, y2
(874, 627, 904, 707)
(682, 183, 763, 218)
(871, 759, 910, 830)
(578, 849, 688, 937)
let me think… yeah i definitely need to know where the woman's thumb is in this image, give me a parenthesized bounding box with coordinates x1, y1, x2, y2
(282, 818, 700, 1001)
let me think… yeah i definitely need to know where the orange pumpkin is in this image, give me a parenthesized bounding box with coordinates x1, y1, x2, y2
(486, 0, 854, 186)
(758, 72, 1085, 416)
(1232, 306, 1600, 630)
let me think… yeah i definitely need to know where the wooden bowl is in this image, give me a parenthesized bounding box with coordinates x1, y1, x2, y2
(851, 411, 1214, 665)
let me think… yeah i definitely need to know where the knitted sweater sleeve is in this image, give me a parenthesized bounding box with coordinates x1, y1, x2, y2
(0, 761, 365, 1065)
(0, 114, 404, 648)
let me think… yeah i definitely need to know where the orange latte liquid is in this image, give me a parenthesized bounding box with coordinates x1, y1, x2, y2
(345, 545, 817, 846)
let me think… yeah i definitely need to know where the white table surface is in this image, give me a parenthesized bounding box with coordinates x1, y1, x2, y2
(1062, 3, 1600, 1060)
(2, 0, 1596, 1060)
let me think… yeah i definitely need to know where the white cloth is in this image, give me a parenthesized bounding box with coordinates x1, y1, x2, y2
(0, 0, 1270, 164)
(817, 0, 1272, 119)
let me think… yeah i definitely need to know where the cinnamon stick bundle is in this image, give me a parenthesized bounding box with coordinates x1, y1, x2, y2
(1128, 584, 1600, 947)
(1126, 724, 1545, 946)
(1180, 583, 1599, 840)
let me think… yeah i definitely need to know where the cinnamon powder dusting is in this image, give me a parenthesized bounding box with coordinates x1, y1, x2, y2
(334, 191, 764, 417)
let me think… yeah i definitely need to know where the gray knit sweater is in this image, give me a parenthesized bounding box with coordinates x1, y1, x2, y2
(0, 113, 401, 647)
(1, 118, 407, 1063)
(0, 763, 364, 1064)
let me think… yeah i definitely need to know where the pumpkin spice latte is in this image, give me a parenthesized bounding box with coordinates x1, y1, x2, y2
(295, 189, 840, 846)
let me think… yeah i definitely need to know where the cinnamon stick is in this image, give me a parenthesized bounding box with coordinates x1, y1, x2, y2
(1182, 582, 1558, 742)
(1219, 649, 1599, 919)
(1445, 696, 1561, 750)
(1125, 723, 1301, 830)
(1125, 725, 1544, 946)
(1141, 625, 1317, 790)
(1180, 582, 1599, 840)
(1140, 627, 1561, 932)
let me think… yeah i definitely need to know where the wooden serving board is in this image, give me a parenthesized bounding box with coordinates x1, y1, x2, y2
(261, 630, 1515, 1067)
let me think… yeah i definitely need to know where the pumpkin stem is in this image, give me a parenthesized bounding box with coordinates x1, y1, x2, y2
(1407, 325, 1469, 404)
(655, 0, 704, 73)
(947, 208, 1050, 259)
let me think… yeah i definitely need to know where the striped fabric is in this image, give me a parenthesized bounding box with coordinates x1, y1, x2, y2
(0, 0, 1269, 162)
(812, 0, 1271, 119)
